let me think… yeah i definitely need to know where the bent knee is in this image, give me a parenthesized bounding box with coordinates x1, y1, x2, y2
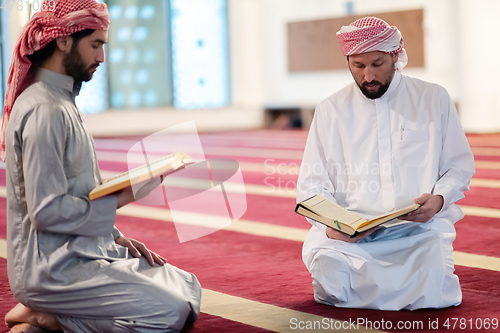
(159, 297, 195, 331)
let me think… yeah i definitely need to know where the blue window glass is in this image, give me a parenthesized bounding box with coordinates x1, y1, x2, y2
(76, 0, 109, 114)
(76, 53, 110, 114)
(170, 0, 230, 109)
(107, 0, 173, 109)
(104, 0, 230, 111)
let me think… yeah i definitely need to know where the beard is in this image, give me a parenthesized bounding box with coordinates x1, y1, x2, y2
(355, 59, 395, 99)
(358, 79, 391, 99)
(63, 44, 99, 82)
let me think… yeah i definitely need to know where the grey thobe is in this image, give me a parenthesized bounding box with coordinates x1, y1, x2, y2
(5, 68, 201, 332)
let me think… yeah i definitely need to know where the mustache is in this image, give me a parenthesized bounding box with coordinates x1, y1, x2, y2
(361, 80, 383, 88)
(88, 63, 100, 70)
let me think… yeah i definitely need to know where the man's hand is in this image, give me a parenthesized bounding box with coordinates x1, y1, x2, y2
(114, 236, 167, 266)
(114, 176, 165, 209)
(400, 193, 444, 223)
(326, 226, 379, 243)
(115, 186, 136, 209)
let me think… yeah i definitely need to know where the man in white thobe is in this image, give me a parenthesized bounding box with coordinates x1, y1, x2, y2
(297, 17, 475, 310)
(2, 1, 200, 332)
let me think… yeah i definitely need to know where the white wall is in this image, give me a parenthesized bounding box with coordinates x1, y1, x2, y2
(229, 0, 500, 132)
(228, 0, 265, 109)
(7, 9, 30, 53)
(457, 0, 500, 132)
(229, 0, 460, 106)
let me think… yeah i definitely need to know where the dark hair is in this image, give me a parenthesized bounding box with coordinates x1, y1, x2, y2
(70, 29, 95, 45)
(27, 29, 95, 69)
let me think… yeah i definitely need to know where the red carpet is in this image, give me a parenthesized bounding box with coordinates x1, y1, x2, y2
(1, 131, 499, 332)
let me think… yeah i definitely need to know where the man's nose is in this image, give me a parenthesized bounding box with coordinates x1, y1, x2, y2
(97, 46, 105, 63)
(364, 68, 375, 82)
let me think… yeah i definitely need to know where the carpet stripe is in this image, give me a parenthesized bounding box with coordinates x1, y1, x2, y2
(95, 151, 500, 172)
(1, 165, 499, 197)
(96, 151, 298, 174)
(98, 170, 499, 198)
(201, 289, 384, 333)
(99, 170, 296, 198)
(93, 132, 500, 151)
(469, 178, 500, 188)
(95, 139, 500, 158)
(107, 155, 500, 174)
(94, 135, 308, 151)
(0, 239, 6, 259)
(453, 251, 500, 272)
(471, 147, 500, 156)
(2, 159, 500, 178)
(95, 147, 304, 161)
(466, 135, 500, 147)
(459, 205, 500, 219)
(97, 145, 500, 159)
(116, 205, 309, 242)
(475, 161, 500, 169)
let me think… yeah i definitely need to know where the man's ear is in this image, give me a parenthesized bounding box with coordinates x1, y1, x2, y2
(392, 52, 399, 63)
(55, 36, 73, 53)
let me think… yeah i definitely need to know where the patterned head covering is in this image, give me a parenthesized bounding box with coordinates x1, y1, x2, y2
(336, 17, 408, 71)
(0, 0, 110, 161)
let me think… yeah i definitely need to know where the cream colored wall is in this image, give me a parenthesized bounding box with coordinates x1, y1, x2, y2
(230, 0, 500, 133)
(457, 0, 500, 132)
(228, 0, 265, 109)
(240, 0, 460, 107)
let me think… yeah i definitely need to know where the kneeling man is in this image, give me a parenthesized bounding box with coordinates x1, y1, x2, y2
(297, 17, 475, 310)
(2, 1, 201, 331)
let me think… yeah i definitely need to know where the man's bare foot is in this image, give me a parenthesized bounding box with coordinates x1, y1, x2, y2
(9, 323, 53, 333)
(5, 303, 61, 331)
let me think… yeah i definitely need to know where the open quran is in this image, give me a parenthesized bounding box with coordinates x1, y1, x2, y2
(89, 151, 194, 200)
(295, 194, 420, 237)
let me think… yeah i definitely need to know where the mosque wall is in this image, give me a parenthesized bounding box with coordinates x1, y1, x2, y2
(3, 0, 498, 133)
(457, 0, 500, 132)
(232, 0, 459, 108)
(230, 0, 499, 132)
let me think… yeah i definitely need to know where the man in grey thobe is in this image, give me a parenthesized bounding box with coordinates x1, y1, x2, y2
(3, 1, 201, 332)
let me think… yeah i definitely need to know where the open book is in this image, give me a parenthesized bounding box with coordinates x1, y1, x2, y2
(295, 194, 420, 237)
(89, 151, 195, 200)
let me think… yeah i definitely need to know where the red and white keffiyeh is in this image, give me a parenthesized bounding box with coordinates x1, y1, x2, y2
(0, 0, 110, 161)
(336, 17, 408, 71)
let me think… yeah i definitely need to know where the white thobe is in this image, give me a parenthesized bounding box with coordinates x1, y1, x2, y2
(297, 72, 475, 310)
(6, 69, 201, 332)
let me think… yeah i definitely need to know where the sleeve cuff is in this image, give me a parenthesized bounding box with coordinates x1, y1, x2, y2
(112, 226, 123, 240)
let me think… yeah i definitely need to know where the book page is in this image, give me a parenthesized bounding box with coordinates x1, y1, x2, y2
(89, 151, 193, 200)
(304, 196, 365, 227)
(102, 153, 181, 185)
(295, 206, 357, 235)
(356, 204, 420, 230)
